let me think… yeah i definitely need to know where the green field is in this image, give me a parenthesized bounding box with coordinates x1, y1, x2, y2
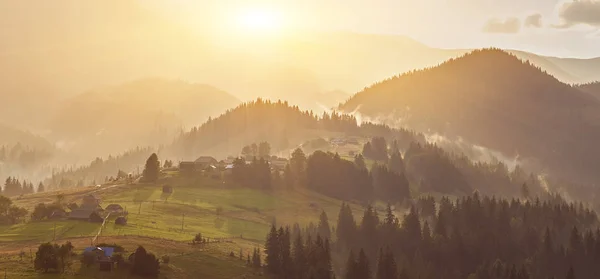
(0, 235, 265, 279)
(0, 172, 370, 277)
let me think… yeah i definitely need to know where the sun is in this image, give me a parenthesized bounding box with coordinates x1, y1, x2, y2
(235, 7, 284, 34)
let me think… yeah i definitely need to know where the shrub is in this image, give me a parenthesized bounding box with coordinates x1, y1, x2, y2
(131, 246, 160, 277)
(81, 251, 96, 267)
(193, 233, 203, 244)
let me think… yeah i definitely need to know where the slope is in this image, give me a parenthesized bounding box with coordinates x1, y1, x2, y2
(49, 78, 240, 158)
(577, 82, 600, 99)
(171, 99, 422, 160)
(340, 49, 600, 185)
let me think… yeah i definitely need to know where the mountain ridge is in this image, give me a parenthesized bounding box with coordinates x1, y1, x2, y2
(339, 48, 600, 185)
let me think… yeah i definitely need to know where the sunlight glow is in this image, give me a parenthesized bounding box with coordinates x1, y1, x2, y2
(234, 7, 284, 34)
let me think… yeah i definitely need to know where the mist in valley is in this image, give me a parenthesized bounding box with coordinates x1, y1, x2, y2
(2, 1, 600, 278)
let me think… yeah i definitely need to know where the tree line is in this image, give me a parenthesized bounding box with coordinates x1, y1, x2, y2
(260, 191, 598, 279)
(1, 176, 41, 197)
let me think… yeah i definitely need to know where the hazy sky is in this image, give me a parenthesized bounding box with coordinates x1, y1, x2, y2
(146, 0, 600, 58)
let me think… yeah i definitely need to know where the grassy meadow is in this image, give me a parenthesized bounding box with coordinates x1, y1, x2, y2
(0, 170, 372, 278)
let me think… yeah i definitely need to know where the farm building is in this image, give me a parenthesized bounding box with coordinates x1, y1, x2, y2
(69, 209, 104, 223)
(179, 156, 218, 172)
(50, 209, 67, 219)
(83, 247, 115, 271)
(105, 204, 124, 214)
(269, 157, 288, 170)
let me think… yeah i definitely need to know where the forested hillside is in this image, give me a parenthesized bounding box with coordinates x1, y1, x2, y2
(45, 147, 154, 189)
(340, 49, 600, 188)
(578, 81, 600, 99)
(172, 99, 423, 159)
(263, 193, 598, 279)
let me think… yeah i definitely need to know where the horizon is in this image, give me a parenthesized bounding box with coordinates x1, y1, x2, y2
(144, 0, 600, 59)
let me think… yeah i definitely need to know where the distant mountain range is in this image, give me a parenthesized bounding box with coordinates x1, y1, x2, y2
(1, 0, 599, 131)
(339, 49, 600, 186)
(49, 78, 240, 158)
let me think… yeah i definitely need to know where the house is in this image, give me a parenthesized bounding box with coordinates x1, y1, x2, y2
(50, 209, 67, 219)
(69, 209, 96, 221)
(83, 247, 115, 272)
(179, 161, 196, 172)
(270, 158, 289, 170)
(195, 156, 218, 168)
(105, 204, 123, 214)
(82, 194, 101, 207)
(179, 156, 219, 172)
(69, 208, 104, 222)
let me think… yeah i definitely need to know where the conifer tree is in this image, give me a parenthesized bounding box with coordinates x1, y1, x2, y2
(318, 210, 331, 240)
(265, 225, 281, 275)
(142, 153, 160, 182)
(356, 248, 371, 279)
(345, 250, 358, 279)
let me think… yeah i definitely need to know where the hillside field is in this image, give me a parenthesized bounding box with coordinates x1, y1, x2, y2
(0, 172, 370, 278)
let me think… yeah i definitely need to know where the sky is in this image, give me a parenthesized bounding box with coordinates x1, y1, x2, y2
(145, 0, 600, 58)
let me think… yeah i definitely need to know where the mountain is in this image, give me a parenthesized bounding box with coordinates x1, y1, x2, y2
(171, 99, 422, 160)
(510, 51, 600, 84)
(0, 124, 53, 150)
(2, 0, 599, 130)
(339, 49, 600, 185)
(50, 78, 240, 158)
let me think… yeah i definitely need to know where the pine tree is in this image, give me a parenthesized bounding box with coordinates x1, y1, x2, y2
(434, 209, 447, 238)
(345, 250, 358, 279)
(293, 234, 307, 279)
(318, 210, 331, 240)
(356, 248, 371, 279)
(376, 247, 398, 279)
(142, 153, 160, 182)
(37, 182, 45, 193)
(279, 227, 293, 277)
(388, 151, 405, 174)
(265, 225, 281, 275)
(354, 154, 367, 170)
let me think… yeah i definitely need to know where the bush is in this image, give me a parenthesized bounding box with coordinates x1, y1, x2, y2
(193, 233, 203, 244)
(161, 255, 170, 264)
(132, 246, 160, 277)
(81, 251, 96, 267)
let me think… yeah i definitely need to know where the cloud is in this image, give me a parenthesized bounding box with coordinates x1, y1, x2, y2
(482, 17, 521, 34)
(558, 0, 600, 27)
(525, 13, 543, 28)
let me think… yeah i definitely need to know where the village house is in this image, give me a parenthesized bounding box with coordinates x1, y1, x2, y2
(179, 156, 219, 172)
(83, 247, 115, 271)
(269, 157, 289, 170)
(69, 194, 104, 222)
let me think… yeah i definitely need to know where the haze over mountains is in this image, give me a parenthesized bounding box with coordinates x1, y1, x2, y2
(340, 49, 600, 186)
(1, 0, 600, 191)
(1, 0, 599, 130)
